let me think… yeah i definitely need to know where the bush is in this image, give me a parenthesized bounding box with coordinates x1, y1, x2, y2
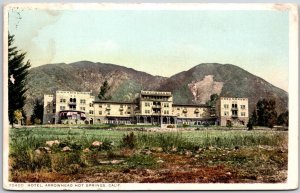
(11, 149, 51, 172)
(183, 123, 189, 128)
(51, 152, 82, 174)
(121, 132, 136, 149)
(247, 122, 253, 130)
(167, 125, 175, 128)
(126, 154, 157, 169)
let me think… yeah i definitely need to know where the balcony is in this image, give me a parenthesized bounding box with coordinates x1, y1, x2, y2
(152, 112, 161, 116)
(68, 102, 76, 105)
(231, 107, 238, 110)
(152, 105, 161, 108)
(232, 114, 238, 118)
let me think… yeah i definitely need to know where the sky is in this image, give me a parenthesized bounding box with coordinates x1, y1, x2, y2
(8, 7, 289, 91)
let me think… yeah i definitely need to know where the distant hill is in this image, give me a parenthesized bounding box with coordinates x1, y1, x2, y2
(158, 63, 288, 114)
(24, 61, 288, 117)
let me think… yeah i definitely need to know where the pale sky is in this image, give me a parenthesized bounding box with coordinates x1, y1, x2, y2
(8, 8, 289, 91)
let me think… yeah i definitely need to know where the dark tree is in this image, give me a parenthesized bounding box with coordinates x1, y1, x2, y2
(250, 109, 258, 126)
(206, 94, 219, 117)
(98, 80, 112, 100)
(31, 99, 44, 124)
(277, 111, 289, 126)
(206, 93, 219, 107)
(256, 99, 278, 128)
(8, 34, 31, 125)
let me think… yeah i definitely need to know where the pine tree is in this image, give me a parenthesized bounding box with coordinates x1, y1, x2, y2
(256, 99, 278, 128)
(31, 98, 44, 124)
(98, 80, 112, 100)
(8, 34, 31, 125)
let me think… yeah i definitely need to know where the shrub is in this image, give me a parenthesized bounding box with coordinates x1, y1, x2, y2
(167, 125, 175, 128)
(121, 132, 136, 149)
(183, 123, 189, 128)
(247, 122, 253, 130)
(51, 152, 82, 174)
(126, 154, 157, 169)
(10, 149, 51, 172)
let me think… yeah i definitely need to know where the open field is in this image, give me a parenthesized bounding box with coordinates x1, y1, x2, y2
(9, 126, 288, 183)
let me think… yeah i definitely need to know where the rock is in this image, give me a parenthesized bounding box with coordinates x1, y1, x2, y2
(34, 149, 42, 154)
(145, 169, 155, 175)
(62, 146, 72, 152)
(83, 148, 91, 153)
(44, 147, 51, 152)
(151, 147, 163, 152)
(226, 172, 232, 175)
(157, 159, 164, 163)
(171, 147, 177, 152)
(234, 146, 239, 150)
(185, 151, 193, 156)
(92, 141, 103, 147)
(46, 140, 60, 147)
(111, 160, 125, 164)
(194, 154, 200, 158)
(145, 150, 152, 155)
(99, 160, 110, 164)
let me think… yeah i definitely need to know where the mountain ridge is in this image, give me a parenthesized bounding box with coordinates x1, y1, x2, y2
(24, 61, 288, 117)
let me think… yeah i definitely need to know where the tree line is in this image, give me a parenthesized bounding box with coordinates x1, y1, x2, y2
(248, 99, 288, 129)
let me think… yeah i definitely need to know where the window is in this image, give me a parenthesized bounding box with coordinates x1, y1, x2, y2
(164, 103, 169, 107)
(98, 104, 102, 108)
(80, 99, 86, 104)
(60, 106, 65, 110)
(196, 113, 199, 117)
(99, 111, 102, 115)
(127, 112, 131, 114)
(107, 112, 110, 115)
(224, 104, 229, 109)
(224, 111, 229, 116)
(60, 99, 66, 103)
(120, 111, 123, 115)
(241, 112, 246, 116)
(89, 103, 93, 107)
(52, 109, 55, 113)
(145, 110, 150, 114)
(107, 104, 110, 107)
(232, 104, 237, 108)
(177, 107, 180, 110)
(241, 105, 246, 109)
(164, 110, 166, 114)
(120, 104, 123, 108)
(89, 110, 94, 115)
(128, 106, 131, 109)
(80, 107, 85, 111)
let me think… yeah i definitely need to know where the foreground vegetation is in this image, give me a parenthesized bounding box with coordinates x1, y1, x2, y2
(9, 126, 288, 183)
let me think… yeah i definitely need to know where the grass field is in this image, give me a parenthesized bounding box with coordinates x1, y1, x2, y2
(8, 126, 288, 183)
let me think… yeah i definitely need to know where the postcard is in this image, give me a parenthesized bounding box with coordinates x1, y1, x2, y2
(3, 3, 298, 190)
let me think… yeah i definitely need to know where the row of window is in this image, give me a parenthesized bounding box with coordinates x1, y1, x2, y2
(224, 104, 246, 109)
(59, 98, 87, 104)
(223, 111, 246, 116)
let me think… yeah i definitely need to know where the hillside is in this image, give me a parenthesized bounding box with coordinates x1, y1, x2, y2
(24, 62, 288, 117)
(158, 63, 288, 114)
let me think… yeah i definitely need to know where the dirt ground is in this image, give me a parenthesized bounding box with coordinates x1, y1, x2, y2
(11, 146, 287, 183)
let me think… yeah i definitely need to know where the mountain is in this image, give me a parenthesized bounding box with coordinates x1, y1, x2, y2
(24, 61, 166, 115)
(158, 63, 288, 114)
(24, 61, 288, 117)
